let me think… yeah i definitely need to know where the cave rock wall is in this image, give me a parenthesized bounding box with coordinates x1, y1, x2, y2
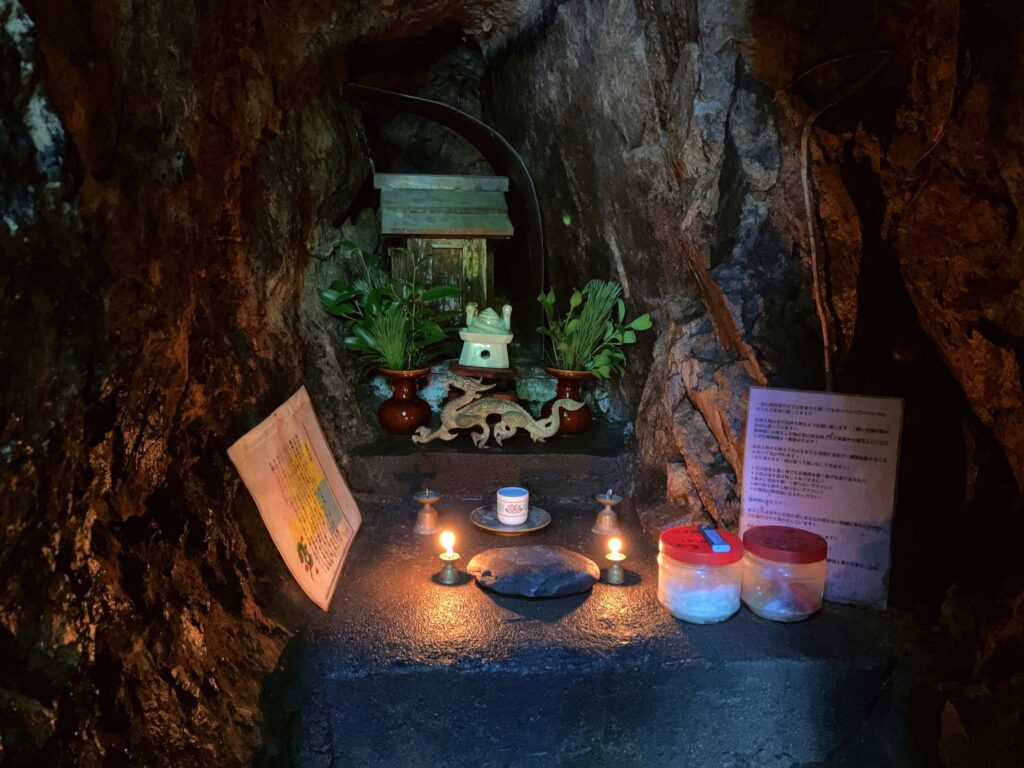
(480, 2, 1024, 763)
(0, 0, 589, 763)
(483, 0, 1024, 535)
(483, 0, 821, 531)
(2, 0, 1023, 765)
(0, 0, 373, 764)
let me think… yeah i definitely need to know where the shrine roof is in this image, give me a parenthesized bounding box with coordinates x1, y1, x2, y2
(374, 173, 514, 238)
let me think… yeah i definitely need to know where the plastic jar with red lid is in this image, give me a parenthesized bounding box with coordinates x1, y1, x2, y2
(741, 525, 828, 622)
(657, 526, 744, 624)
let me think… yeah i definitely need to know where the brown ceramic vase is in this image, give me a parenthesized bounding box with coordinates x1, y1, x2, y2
(541, 367, 593, 435)
(378, 367, 432, 436)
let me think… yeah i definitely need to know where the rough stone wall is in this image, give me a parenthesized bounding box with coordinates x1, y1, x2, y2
(2, 0, 1022, 764)
(0, 1, 595, 764)
(0, 0, 378, 763)
(482, 1, 1024, 763)
(356, 41, 493, 177)
(484, 0, 821, 533)
(484, 0, 1024, 534)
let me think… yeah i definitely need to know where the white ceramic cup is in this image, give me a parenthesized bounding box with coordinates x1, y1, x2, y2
(496, 486, 529, 525)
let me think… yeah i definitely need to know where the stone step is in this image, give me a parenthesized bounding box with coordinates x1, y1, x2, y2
(256, 500, 941, 767)
(345, 420, 633, 502)
(264, 657, 922, 767)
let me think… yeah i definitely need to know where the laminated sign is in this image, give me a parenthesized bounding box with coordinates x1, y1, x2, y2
(739, 387, 903, 609)
(228, 387, 360, 610)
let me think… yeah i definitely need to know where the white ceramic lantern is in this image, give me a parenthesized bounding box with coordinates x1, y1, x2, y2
(458, 303, 514, 369)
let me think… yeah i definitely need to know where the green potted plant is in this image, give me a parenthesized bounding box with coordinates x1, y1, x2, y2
(536, 279, 653, 434)
(320, 243, 459, 435)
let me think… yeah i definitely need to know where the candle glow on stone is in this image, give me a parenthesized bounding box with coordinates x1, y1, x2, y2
(606, 537, 626, 562)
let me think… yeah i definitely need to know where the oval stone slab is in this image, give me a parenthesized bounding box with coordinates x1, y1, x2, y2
(467, 545, 600, 598)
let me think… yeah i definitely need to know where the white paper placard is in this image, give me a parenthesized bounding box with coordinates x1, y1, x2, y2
(228, 387, 361, 611)
(739, 387, 903, 609)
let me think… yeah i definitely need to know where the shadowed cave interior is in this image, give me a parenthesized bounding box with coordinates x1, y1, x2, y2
(1, 0, 1023, 766)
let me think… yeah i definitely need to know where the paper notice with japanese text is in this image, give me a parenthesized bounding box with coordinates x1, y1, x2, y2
(228, 387, 360, 611)
(739, 387, 903, 609)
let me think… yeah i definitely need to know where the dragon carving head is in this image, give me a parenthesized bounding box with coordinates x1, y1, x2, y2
(444, 372, 495, 395)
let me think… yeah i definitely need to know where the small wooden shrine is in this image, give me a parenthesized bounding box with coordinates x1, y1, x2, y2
(374, 173, 514, 311)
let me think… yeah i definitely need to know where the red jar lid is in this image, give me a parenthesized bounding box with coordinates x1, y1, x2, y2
(659, 525, 743, 566)
(743, 525, 827, 564)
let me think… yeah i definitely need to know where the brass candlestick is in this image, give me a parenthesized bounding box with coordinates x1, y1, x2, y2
(439, 557, 460, 585)
(413, 489, 442, 535)
(438, 530, 461, 585)
(605, 537, 626, 585)
(592, 489, 623, 536)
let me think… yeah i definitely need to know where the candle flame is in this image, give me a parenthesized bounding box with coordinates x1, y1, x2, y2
(440, 530, 455, 557)
(609, 537, 622, 556)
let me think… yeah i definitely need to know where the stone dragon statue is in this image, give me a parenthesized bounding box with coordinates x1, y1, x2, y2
(412, 372, 585, 448)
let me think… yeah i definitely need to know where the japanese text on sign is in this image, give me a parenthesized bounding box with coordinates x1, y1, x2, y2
(229, 387, 360, 611)
(740, 387, 903, 609)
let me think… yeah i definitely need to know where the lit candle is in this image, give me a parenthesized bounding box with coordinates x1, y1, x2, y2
(606, 537, 626, 562)
(605, 537, 626, 585)
(440, 530, 458, 561)
(438, 530, 460, 585)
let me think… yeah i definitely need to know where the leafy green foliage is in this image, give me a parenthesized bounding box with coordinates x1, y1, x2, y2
(537, 279, 653, 378)
(319, 242, 459, 372)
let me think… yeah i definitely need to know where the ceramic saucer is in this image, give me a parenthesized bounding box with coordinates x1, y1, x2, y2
(470, 505, 551, 536)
